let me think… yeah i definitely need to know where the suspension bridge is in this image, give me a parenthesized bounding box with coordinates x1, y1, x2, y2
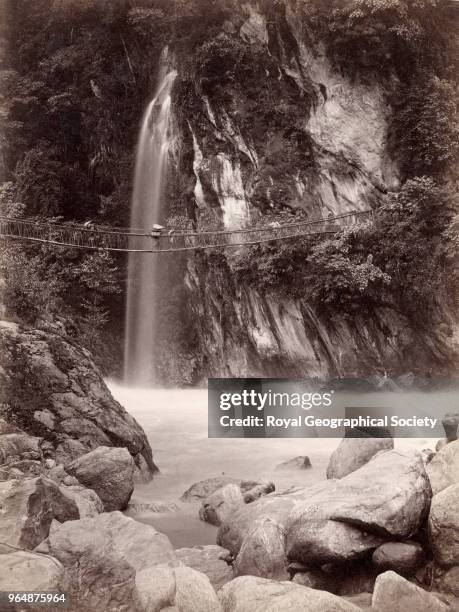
(0, 210, 372, 253)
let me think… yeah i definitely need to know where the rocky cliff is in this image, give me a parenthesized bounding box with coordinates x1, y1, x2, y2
(0, 320, 157, 479)
(166, 1, 457, 380)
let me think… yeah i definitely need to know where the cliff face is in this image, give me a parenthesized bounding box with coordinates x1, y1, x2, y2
(168, 1, 456, 380)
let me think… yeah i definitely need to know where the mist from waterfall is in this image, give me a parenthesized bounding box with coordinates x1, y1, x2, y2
(124, 65, 177, 386)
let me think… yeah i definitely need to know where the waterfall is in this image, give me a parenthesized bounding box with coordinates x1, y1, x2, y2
(124, 66, 177, 386)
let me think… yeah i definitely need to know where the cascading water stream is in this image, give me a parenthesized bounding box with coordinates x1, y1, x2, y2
(124, 67, 177, 385)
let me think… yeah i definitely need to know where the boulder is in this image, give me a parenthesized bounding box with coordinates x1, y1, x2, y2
(428, 483, 459, 566)
(36, 511, 177, 571)
(326, 438, 394, 480)
(199, 484, 245, 526)
(326, 450, 430, 536)
(175, 545, 233, 589)
(243, 481, 275, 503)
(0, 548, 67, 593)
(0, 323, 156, 478)
(218, 488, 309, 579)
(181, 476, 264, 502)
(36, 512, 178, 611)
(287, 451, 430, 565)
(442, 413, 459, 442)
(427, 440, 459, 495)
(219, 576, 361, 612)
(66, 446, 135, 511)
(234, 516, 287, 579)
(371, 571, 449, 612)
(275, 456, 312, 470)
(135, 564, 222, 612)
(0, 478, 53, 549)
(372, 541, 425, 576)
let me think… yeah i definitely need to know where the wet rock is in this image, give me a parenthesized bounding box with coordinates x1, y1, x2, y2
(243, 481, 275, 503)
(427, 439, 459, 494)
(0, 477, 53, 549)
(442, 413, 459, 442)
(66, 446, 135, 511)
(0, 323, 157, 477)
(275, 456, 312, 470)
(428, 483, 459, 566)
(199, 483, 245, 526)
(181, 476, 261, 502)
(135, 564, 222, 612)
(287, 451, 430, 565)
(326, 438, 394, 480)
(219, 576, 361, 611)
(182, 476, 241, 501)
(175, 545, 233, 589)
(371, 571, 449, 612)
(0, 548, 67, 593)
(372, 541, 425, 576)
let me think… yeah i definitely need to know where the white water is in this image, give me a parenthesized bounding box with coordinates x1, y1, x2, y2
(109, 383, 429, 548)
(124, 67, 177, 385)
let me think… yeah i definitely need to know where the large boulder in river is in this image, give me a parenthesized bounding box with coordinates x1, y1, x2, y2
(287, 450, 431, 565)
(199, 483, 245, 526)
(0, 477, 53, 549)
(66, 446, 135, 511)
(326, 437, 394, 479)
(181, 476, 268, 502)
(371, 571, 449, 612)
(218, 487, 310, 579)
(426, 439, 459, 495)
(0, 321, 157, 479)
(36, 512, 178, 611)
(428, 483, 459, 567)
(219, 576, 360, 612)
(0, 547, 67, 593)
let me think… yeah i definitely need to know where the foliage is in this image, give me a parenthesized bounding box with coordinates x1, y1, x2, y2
(391, 75, 459, 177)
(234, 177, 454, 325)
(0, 243, 64, 323)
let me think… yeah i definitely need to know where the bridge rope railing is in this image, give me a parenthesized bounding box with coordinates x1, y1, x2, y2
(0, 210, 373, 253)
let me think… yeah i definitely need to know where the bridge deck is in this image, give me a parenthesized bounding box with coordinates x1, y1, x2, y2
(0, 210, 372, 253)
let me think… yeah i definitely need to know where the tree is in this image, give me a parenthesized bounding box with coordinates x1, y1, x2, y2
(72, 251, 121, 353)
